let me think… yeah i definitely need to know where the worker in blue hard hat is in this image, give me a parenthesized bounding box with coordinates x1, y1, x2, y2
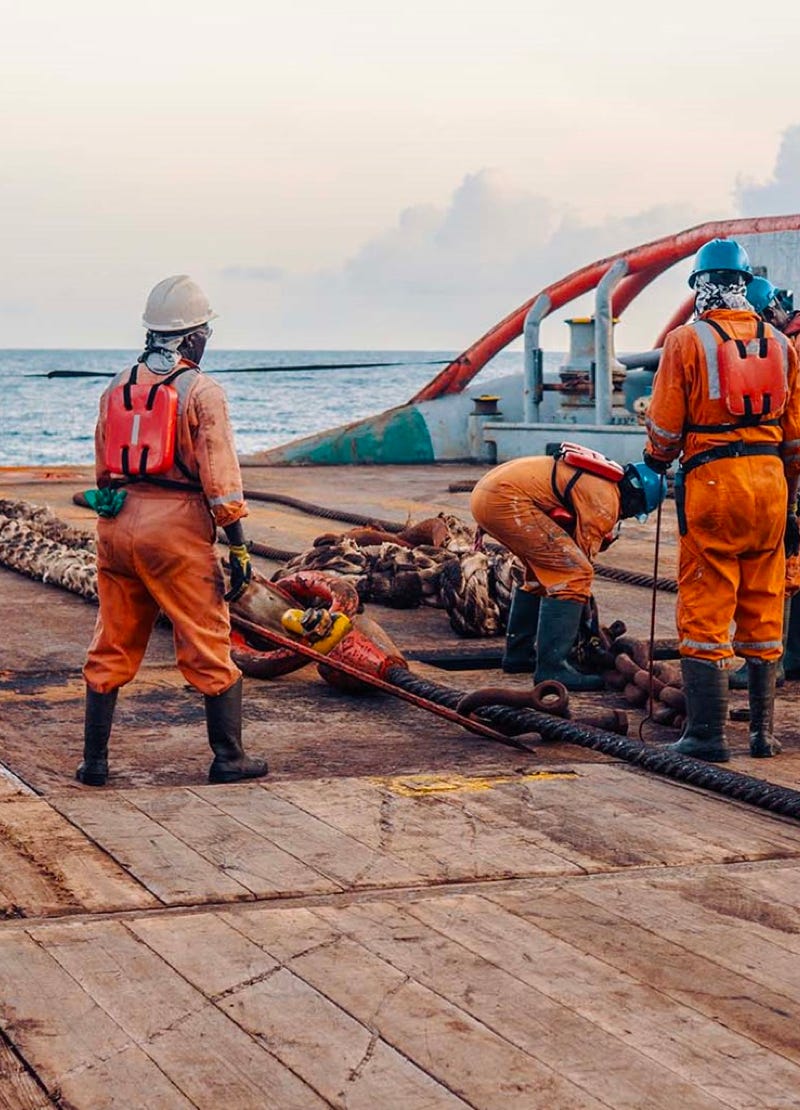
(470, 444, 666, 690)
(644, 237, 800, 762)
(745, 275, 800, 684)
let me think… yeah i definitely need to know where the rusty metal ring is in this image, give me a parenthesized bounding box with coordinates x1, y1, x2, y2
(530, 680, 570, 716)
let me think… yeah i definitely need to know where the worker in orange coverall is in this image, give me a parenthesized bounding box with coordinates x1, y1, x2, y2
(744, 276, 800, 683)
(79, 276, 268, 787)
(470, 450, 665, 690)
(644, 239, 800, 762)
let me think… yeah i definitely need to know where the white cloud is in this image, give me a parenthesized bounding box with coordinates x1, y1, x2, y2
(736, 125, 800, 217)
(220, 123, 800, 353)
(219, 169, 702, 351)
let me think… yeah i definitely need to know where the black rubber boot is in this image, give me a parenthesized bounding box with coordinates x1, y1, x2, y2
(748, 660, 781, 758)
(784, 593, 800, 679)
(668, 658, 730, 762)
(534, 597, 604, 691)
(76, 687, 118, 786)
(728, 661, 749, 691)
(732, 597, 789, 691)
(205, 677, 268, 784)
(501, 588, 540, 674)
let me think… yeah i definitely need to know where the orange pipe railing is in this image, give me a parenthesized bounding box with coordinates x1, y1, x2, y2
(409, 215, 800, 403)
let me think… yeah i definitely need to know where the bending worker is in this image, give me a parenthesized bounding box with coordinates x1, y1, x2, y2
(78, 276, 268, 787)
(644, 239, 800, 762)
(470, 444, 665, 690)
(745, 276, 800, 682)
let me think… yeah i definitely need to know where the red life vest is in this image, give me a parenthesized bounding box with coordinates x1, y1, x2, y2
(553, 442, 625, 482)
(694, 318, 788, 421)
(104, 364, 191, 479)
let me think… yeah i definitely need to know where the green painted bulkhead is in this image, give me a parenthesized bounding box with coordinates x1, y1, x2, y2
(242, 371, 526, 465)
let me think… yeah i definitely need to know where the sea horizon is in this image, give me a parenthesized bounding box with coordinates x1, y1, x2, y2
(0, 347, 538, 467)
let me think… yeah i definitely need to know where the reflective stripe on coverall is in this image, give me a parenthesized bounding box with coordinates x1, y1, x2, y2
(84, 360, 246, 696)
(645, 309, 800, 663)
(470, 456, 620, 603)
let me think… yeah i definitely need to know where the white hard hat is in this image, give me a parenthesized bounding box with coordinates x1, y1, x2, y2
(142, 275, 218, 333)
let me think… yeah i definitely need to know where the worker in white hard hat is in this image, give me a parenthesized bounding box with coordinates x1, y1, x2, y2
(79, 276, 268, 787)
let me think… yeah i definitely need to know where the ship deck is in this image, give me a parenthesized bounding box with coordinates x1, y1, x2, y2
(2, 463, 800, 1109)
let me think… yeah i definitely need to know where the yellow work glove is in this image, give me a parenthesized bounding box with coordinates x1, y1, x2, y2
(224, 543, 252, 602)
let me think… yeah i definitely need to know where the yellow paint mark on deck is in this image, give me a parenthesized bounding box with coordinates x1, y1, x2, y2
(372, 771, 577, 797)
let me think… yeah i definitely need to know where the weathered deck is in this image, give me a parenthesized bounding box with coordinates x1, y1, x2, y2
(1, 464, 799, 1109)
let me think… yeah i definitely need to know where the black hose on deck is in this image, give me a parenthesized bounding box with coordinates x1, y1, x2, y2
(386, 667, 800, 821)
(242, 489, 405, 533)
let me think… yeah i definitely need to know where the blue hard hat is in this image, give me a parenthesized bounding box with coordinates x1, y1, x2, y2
(746, 275, 778, 315)
(688, 238, 753, 288)
(622, 462, 667, 520)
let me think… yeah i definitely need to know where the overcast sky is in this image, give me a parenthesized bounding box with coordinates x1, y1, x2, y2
(3, 0, 800, 352)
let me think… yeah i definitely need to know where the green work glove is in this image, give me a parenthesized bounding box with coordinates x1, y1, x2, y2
(83, 488, 127, 518)
(225, 543, 253, 602)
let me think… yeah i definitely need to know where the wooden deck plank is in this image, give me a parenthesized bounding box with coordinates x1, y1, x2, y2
(224, 905, 608, 1109)
(30, 918, 330, 1110)
(487, 880, 800, 1069)
(0, 765, 35, 799)
(190, 783, 423, 889)
(435, 776, 722, 872)
(436, 766, 799, 874)
(131, 909, 470, 1108)
(0, 834, 81, 919)
(0, 1037, 51, 1110)
(577, 764, 800, 860)
(312, 899, 728, 1109)
(0, 796, 156, 917)
(723, 861, 800, 912)
(269, 776, 586, 881)
(52, 791, 255, 905)
(0, 929, 195, 1108)
(571, 871, 800, 992)
(218, 963, 473, 1109)
(125, 787, 343, 898)
(128, 911, 282, 999)
(406, 893, 800, 1107)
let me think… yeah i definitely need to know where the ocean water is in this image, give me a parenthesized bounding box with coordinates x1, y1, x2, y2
(0, 348, 529, 467)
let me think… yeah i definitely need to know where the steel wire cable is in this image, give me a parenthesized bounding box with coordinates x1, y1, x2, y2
(386, 667, 800, 821)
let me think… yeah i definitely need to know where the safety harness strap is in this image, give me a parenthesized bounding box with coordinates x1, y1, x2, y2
(685, 417, 781, 433)
(550, 460, 582, 517)
(680, 441, 781, 476)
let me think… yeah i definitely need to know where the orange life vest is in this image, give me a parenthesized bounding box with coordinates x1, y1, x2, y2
(692, 318, 788, 422)
(104, 365, 193, 479)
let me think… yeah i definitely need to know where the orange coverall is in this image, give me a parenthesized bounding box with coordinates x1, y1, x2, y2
(645, 308, 800, 664)
(783, 321, 800, 596)
(470, 455, 620, 603)
(83, 360, 246, 696)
